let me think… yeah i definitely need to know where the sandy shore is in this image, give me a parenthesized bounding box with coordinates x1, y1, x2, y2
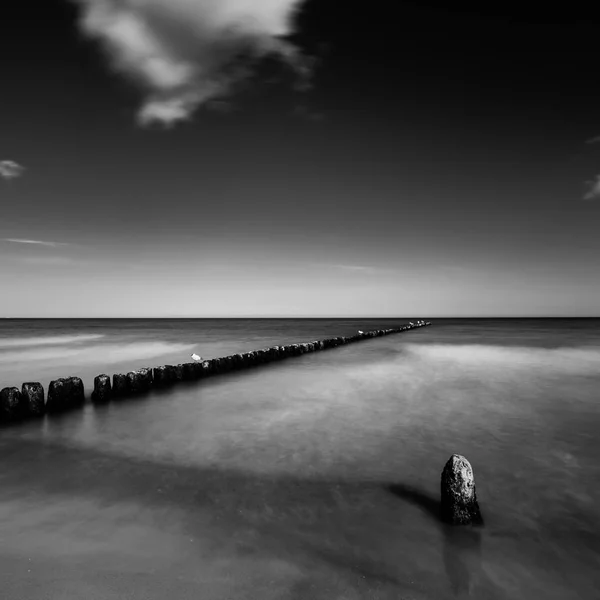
(0, 436, 465, 600)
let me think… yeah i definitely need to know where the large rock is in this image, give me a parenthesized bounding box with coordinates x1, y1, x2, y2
(47, 377, 84, 413)
(0, 387, 24, 422)
(21, 382, 45, 418)
(441, 454, 483, 525)
(91, 375, 112, 404)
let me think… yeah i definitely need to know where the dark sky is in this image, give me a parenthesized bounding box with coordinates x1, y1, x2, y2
(1, 0, 599, 317)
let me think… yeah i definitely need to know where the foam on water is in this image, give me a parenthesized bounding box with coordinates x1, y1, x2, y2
(0, 333, 105, 349)
(0, 341, 196, 365)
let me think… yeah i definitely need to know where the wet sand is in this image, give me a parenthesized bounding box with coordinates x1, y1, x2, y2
(1, 437, 449, 600)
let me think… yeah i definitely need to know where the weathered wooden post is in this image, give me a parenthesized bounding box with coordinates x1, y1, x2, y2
(112, 373, 129, 397)
(0, 387, 23, 422)
(91, 375, 112, 404)
(47, 377, 85, 414)
(21, 382, 45, 417)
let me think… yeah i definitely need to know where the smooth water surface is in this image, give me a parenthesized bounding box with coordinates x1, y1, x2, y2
(1, 319, 599, 599)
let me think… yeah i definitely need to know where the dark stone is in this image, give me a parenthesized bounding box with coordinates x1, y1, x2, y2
(441, 454, 483, 525)
(201, 360, 214, 376)
(153, 365, 174, 387)
(127, 368, 152, 394)
(47, 377, 84, 414)
(182, 362, 196, 381)
(21, 382, 45, 417)
(112, 373, 129, 396)
(152, 365, 167, 386)
(0, 387, 24, 422)
(91, 374, 112, 404)
(140, 367, 153, 389)
(173, 364, 184, 382)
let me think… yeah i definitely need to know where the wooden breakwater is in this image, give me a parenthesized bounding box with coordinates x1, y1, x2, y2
(0, 321, 431, 425)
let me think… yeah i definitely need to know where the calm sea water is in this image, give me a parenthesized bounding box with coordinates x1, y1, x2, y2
(0, 318, 599, 600)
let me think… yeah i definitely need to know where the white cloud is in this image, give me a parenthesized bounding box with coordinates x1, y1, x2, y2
(70, 0, 310, 126)
(2, 238, 69, 247)
(0, 160, 25, 180)
(583, 175, 600, 200)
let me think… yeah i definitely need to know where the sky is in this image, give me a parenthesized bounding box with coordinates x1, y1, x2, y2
(1, 0, 599, 317)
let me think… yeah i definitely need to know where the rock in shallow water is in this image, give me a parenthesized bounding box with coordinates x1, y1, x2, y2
(441, 454, 483, 525)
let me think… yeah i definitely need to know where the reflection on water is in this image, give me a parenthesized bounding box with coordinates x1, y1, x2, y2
(1, 319, 600, 599)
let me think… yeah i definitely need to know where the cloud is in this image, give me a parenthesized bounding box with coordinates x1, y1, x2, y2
(583, 175, 600, 200)
(70, 0, 311, 126)
(2, 238, 70, 247)
(0, 160, 25, 180)
(17, 256, 77, 266)
(585, 136, 600, 144)
(327, 264, 390, 274)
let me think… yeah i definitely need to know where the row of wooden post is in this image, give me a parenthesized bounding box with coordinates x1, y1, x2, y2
(0, 322, 431, 425)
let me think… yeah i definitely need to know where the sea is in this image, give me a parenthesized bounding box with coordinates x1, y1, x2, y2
(0, 318, 599, 600)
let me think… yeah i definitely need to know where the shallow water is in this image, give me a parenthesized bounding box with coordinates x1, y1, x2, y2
(1, 319, 599, 599)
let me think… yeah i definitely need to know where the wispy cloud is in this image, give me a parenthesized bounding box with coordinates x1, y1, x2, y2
(327, 264, 390, 274)
(585, 135, 600, 144)
(70, 0, 312, 127)
(583, 175, 600, 200)
(2, 238, 70, 247)
(0, 160, 25, 180)
(17, 256, 77, 266)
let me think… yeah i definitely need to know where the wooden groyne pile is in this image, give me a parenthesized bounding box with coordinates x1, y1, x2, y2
(0, 321, 431, 426)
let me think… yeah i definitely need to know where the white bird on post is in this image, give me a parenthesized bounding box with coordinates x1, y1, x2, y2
(191, 353, 202, 362)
